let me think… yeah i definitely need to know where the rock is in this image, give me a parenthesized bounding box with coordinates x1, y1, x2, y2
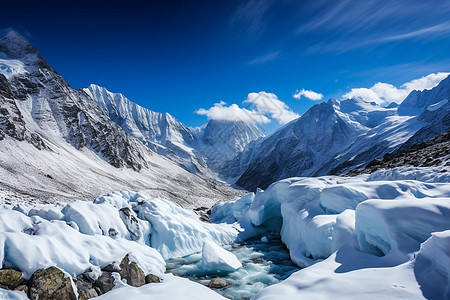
(207, 278, 227, 288)
(145, 274, 161, 284)
(29, 266, 77, 300)
(200, 214, 211, 223)
(93, 272, 115, 295)
(14, 284, 28, 295)
(75, 274, 99, 300)
(119, 254, 145, 287)
(101, 263, 121, 273)
(0, 268, 25, 289)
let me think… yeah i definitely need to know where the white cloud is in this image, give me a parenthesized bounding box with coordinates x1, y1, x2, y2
(244, 92, 300, 124)
(195, 101, 270, 124)
(342, 72, 450, 106)
(196, 91, 299, 125)
(293, 89, 324, 101)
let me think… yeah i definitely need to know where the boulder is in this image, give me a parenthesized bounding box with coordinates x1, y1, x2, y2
(75, 273, 99, 300)
(29, 266, 77, 300)
(119, 254, 145, 287)
(207, 278, 227, 288)
(0, 269, 25, 289)
(145, 274, 161, 284)
(101, 263, 121, 273)
(93, 272, 115, 295)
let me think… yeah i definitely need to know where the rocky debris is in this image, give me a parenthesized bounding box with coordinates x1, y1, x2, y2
(351, 130, 450, 175)
(93, 271, 115, 295)
(28, 266, 77, 300)
(75, 273, 99, 300)
(102, 263, 121, 273)
(207, 278, 227, 288)
(0, 254, 161, 299)
(145, 274, 161, 284)
(119, 254, 146, 287)
(0, 268, 25, 289)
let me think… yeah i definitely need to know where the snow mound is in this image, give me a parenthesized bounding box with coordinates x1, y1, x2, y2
(235, 171, 450, 299)
(201, 240, 242, 273)
(414, 230, 450, 299)
(355, 198, 450, 256)
(243, 175, 450, 267)
(0, 191, 241, 280)
(96, 191, 240, 259)
(0, 208, 165, 279)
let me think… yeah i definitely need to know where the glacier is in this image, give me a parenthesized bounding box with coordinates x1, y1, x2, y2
(0, 165, 447, 299)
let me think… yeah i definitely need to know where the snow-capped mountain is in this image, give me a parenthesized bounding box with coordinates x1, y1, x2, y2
(194, 119, 264, 173)
(84, 84, 265, 176)
(0, 31, 241, 206)
(84, 84, 209, 175)
(231, 77, 450, 191)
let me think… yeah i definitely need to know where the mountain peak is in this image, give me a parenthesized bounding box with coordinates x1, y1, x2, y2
(0, 30, 35, 60)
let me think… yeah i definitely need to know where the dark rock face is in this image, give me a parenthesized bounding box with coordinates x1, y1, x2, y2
(28, 266, 77, 300)
(119, 254, 146, 287)
(0, 75, 45, 149)
(75, 273, 99, 300)
(93, 272, 115, 295)
(0, 268, 25, 289)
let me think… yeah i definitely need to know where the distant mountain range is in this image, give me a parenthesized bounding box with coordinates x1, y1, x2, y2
(0, 31, 448, 203)
(230, 75, 450, 190)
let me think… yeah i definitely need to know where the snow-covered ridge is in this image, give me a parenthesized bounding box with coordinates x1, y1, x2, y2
(84, 84, 207, 175)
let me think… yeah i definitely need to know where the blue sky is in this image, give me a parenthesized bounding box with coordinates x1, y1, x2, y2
(1, 0, 450, 130)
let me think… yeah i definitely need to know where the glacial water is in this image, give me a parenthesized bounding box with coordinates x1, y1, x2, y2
(165, 233, 300, 300)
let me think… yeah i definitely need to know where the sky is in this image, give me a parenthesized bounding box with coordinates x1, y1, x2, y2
(1, 0, 450, 131)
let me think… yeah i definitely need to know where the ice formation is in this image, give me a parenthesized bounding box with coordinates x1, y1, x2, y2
(201, 240, 242, 272)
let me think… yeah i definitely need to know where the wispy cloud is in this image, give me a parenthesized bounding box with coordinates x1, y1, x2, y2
(248, 50, 280, 65)
(298, 0, 450, 54)
(228, 0, 275, 39)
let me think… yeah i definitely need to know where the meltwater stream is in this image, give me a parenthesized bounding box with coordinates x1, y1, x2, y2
(165, 233, 300, 300)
